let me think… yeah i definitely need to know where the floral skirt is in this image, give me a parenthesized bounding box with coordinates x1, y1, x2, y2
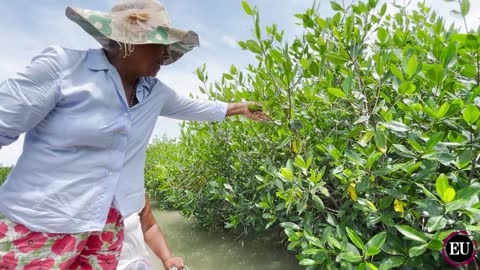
(0, 208, 124, 270)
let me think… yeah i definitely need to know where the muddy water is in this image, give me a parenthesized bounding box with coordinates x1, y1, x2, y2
(148, 210, 302, 270)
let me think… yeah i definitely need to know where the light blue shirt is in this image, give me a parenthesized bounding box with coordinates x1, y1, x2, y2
(0, 46, 227, 233)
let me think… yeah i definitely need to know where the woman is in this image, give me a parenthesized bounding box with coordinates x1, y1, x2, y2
(118, 196, 185, 270)
(0, 0, 268, 269)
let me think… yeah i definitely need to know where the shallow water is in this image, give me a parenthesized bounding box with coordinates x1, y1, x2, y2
(148, 210, 302, 270)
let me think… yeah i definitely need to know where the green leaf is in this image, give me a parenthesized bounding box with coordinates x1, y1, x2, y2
(398, 82, 416, 95)
(381, 121, 410, 132)
(354, 115, 370, 125)
(241, 1, 253, 15)
(346, 227, 365, 251)
(327, 87, 347, 98)
(434, 174, 455, 202)
(466, 225, 480, 231)
(390, 64, 404, 81)
(300, 58, 308, 69)
(359, 130, 375, 147)
(247, 104, 263, 111)
(385, 189, 407, 200)
(445, 187, 480, 213)
(443, 187, 456, 202)
(299, 259, 318, 266)
(435, 174, 449, 199)
(408, 134, 423, 152)
(406, 55, 418, 78)
(304, 230, 323, 248)
(465, 34, 479, 49)
(426, 216, 447, 232)
(461, 0, 470, 16)
(456, 186, 480, 199)
(428, 239, 443, 250)
(366, 246, 381, 256)
(409, 243, 428, 257)
(294, 155, 306, 168)
(415, 183, 439, 201)
(281, 222, 300, 230)
(377, 28, 387, 42)
(366, 152, 382, 169)
(395, 225, 429, 243)
(246, 40, 262, 54)
(329, 236, 344, 250)
(436, 102, 450, 119)
(380, 3, 387, 15)
(196, 67, 205, 82)
(312, 194, 325, 211)
(422, 151, 454, 165)
(336, 251, 363, 263)
(393, 144, 415, 157)
(462, 104, 480, 124)
(425, 131, 444, 150)
(326, 213, 337, 226)
(440, 43, 457, 68)
(374, 130, 387, 153)
(330, 1, 344, 11)
(365, 232, 387, 253)
(366, 262, 379, 270)
(379, 256, 404, 270)
(290, 119, 303, 130)
(357, 198, 378, 212)
(325, 51, 350, 65)
(428, 64, 445, 85)
(279, 167, 293, 181)
(269, 49, 283, 63)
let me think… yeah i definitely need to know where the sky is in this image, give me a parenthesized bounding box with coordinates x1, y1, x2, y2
(0, 0, 479, 166)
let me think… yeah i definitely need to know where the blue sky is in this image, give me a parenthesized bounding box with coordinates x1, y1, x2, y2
(0, 0, 478, 166)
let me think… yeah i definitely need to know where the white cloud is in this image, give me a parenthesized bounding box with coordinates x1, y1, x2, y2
(222, 35, 238, 48)
(151, 117, 183, 141)
(158, 67, 203, 96)
(199, 38, 213, 48)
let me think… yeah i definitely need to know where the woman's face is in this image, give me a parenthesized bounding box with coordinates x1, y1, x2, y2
(128, 44, 169, 77)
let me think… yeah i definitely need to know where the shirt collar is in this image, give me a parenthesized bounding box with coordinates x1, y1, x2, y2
(87, 48, 111, 71)
(86, 48, 153, 102)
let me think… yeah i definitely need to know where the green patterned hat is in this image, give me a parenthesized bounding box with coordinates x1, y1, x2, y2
(66, 0, 199, 65)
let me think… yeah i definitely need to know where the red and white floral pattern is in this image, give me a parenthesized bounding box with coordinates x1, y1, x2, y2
(0, 208, 124, 270)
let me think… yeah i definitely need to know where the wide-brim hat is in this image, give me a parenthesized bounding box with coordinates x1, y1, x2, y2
(66, 0, 199, 65)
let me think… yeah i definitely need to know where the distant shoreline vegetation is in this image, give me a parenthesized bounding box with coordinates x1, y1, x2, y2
(0, 166, 12, 184)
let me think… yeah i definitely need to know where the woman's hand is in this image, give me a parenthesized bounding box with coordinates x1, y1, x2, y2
(242, 102, 270, 121)
(226, 102, 269, 121)
(164, 256, 185, 270)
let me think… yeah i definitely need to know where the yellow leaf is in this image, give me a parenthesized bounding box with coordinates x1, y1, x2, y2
(394, 199, 405, 217)
(348, 183, 357, 202)
(292, 140, 298, 155)
(442, 187, 456, 202)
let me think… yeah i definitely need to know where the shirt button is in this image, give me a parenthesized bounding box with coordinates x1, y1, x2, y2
(107, 170, 113, 176)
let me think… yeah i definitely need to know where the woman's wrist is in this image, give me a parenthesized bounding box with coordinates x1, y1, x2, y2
(225, 102, 246, 117)
(162, 255, 174, 264)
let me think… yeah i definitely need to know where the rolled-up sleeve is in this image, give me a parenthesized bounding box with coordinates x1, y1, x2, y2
(159, 86, 228, 121)
(0, 46, 61, 147)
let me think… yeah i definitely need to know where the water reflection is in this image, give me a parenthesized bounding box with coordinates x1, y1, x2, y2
(148, 210, 302, 270)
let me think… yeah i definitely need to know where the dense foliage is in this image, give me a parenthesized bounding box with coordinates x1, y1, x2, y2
(149, 0, 480, 268)
(0, 166, 11, 185)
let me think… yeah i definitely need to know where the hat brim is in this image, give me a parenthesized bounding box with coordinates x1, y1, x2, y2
(66, 7, 199, 65)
